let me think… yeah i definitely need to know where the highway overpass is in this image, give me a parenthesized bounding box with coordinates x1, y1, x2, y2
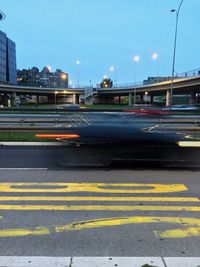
(97, 75, 200, 106)
(0, 69, 200, 106)
(0, 84, 84, 106)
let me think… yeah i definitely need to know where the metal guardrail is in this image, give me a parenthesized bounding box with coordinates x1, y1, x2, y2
(1, 116, 200, 130)
(176, 68, 200, 79)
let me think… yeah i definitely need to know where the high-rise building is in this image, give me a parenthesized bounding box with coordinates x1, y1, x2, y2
(0, 31, 17, 85)
(0, 31, 7, 83)
(6, 37, 17, 84)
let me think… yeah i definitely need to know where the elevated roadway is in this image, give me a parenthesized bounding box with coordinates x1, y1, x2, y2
(97, 75, 200, 106)
(1, 73, 200, 106)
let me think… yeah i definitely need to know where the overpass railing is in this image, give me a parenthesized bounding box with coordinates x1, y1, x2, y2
(176, 68, 200, 79)
(97, 68, 200, 90)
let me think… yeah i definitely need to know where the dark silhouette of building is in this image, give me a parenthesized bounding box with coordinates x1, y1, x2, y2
(143, 76, 171, 85)
(0, 31, 17, 84)
(17, 66, 68, 88)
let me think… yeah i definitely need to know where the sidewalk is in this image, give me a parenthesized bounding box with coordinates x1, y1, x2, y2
(0, 257, 200, 267)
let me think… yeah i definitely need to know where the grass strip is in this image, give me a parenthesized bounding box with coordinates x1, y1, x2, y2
(0, 132, 55, 142)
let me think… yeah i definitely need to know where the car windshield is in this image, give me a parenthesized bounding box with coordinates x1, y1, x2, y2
(0, 1, 200, 266)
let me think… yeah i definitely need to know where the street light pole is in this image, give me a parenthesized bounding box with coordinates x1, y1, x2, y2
(55, 91, 58, 109)
(170, 0, 184, 106)
(133, 55, 140, 106)
(152, 53, 159, 82)
(110, 66, 118, 87)
(76, 60, 80, 88)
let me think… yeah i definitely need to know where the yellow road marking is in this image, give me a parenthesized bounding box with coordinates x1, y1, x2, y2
(56, 216, 200, 239)
(0, 216, 200, 238)
(0, 227, 49, 237)
(178, 141, 200, 147)
(155, 227, 200, 238)
(0, 196, 197, 202)
(0, 183, 187, 194)
(55, 216, 200, 238)
(0, 205, 199, 211)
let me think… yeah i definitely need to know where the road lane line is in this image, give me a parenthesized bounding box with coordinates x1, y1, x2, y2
(178, 141, 200, 147)
(0, 183, 188, 193)
(0, 142, 62, 146)
(0, 205, 199, 211)
(0, 168, 48, 170)
(0, 196, 198, 202)
(0, 216, 200, 239)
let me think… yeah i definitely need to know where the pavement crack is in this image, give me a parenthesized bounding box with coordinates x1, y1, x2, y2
(69, 256, 73, 267)
(161, 257, 167, 267)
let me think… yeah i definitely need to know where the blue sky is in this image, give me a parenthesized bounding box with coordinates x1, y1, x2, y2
(0, 0, 199, 86)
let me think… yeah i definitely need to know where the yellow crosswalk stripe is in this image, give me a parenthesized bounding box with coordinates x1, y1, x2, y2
(0, 204, 199, 211)
(0, 196, 198, 202)
(0, 183, 187, 194)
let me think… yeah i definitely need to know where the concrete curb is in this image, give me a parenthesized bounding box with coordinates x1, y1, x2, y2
(0, 142, 62, 146)
(0, 257, 199, 267)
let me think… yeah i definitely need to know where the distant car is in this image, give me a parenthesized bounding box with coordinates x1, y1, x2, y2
(163, 105, 200, 111)
(59, 104, 80, 109)
(123, 108, 168, 115)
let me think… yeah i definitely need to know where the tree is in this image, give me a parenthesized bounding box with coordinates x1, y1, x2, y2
(100, 78, 113, 88)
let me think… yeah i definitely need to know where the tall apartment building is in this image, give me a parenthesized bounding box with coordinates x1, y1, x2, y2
(17, 67, 68, 88)
(0, 31, 17, 85)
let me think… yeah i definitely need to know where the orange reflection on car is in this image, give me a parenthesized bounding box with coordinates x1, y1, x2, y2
(35, 134, 80, 139)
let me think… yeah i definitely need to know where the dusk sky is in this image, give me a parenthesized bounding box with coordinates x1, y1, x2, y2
(0, 0, 199, 86)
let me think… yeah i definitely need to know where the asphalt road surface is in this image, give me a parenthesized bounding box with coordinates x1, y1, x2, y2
(1, 145, 200, 168)
(0, 148, 200, 256)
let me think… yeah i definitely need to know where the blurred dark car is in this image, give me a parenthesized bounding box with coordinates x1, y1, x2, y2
(163, 105, 200, 111)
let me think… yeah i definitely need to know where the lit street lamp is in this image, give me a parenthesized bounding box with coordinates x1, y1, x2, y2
(55, 91, 58, 109)
(76, 60, 80, 88)
(133, 55, 140, 106)
(170, 0, 184, 106)
(61, 73, 67, 88)
(145, 91, 148, 105)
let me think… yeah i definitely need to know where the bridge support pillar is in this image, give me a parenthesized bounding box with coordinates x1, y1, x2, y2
(47, 95, 55, 104)
(150, 95, 154, 105)
(36, 95, 39, 104)
(166, 90, 171, 106)
(189, 91, 196, 105)
(0, 94, 9, 107)
(11, 92, 17, 106)
(128, 93, 132, 106)
(73, 94, 80, 104)
(139, 94, 143, 104)
(118, 96, 121, 104)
